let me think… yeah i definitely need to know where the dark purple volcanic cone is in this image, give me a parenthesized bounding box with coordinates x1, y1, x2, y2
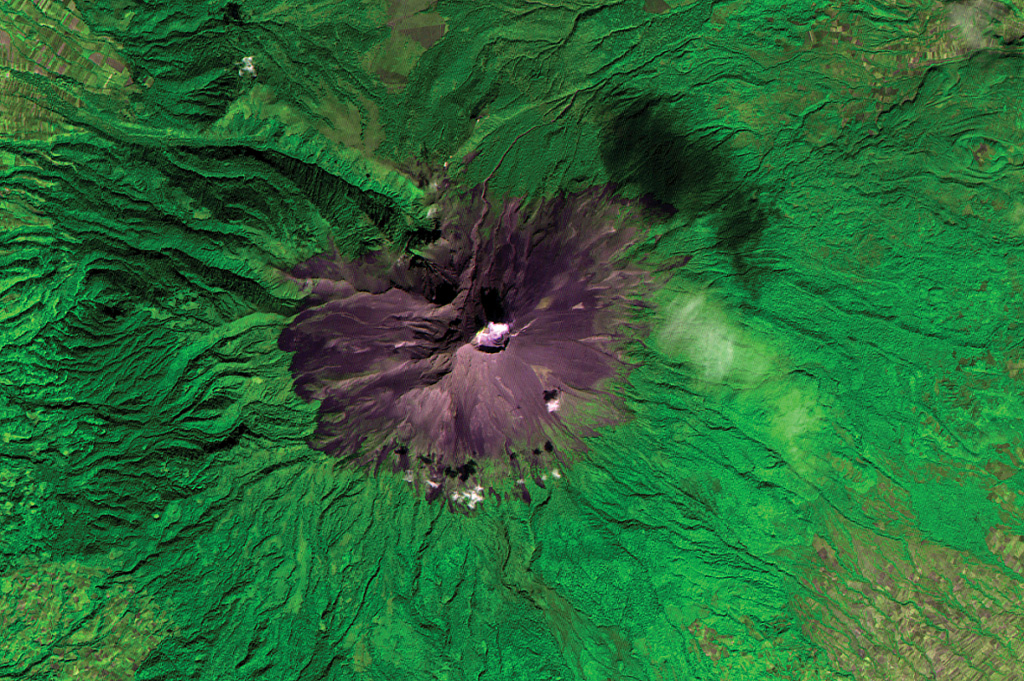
(279, 175, 662, 510)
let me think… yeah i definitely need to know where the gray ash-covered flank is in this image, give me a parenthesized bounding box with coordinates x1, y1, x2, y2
(279, 171, 667, 510)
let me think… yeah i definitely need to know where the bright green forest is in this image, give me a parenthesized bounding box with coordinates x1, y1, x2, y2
(3, 0, 1024, 679)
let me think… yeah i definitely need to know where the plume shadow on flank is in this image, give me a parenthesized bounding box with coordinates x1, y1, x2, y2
(597, 91, 778, 297)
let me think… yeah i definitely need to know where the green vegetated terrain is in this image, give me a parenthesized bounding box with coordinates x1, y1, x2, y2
(3, 0, 1024, 679)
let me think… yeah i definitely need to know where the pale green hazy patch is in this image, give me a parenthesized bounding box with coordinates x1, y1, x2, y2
(653, 283, 843, 499)
(653, 284, 775, 390)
